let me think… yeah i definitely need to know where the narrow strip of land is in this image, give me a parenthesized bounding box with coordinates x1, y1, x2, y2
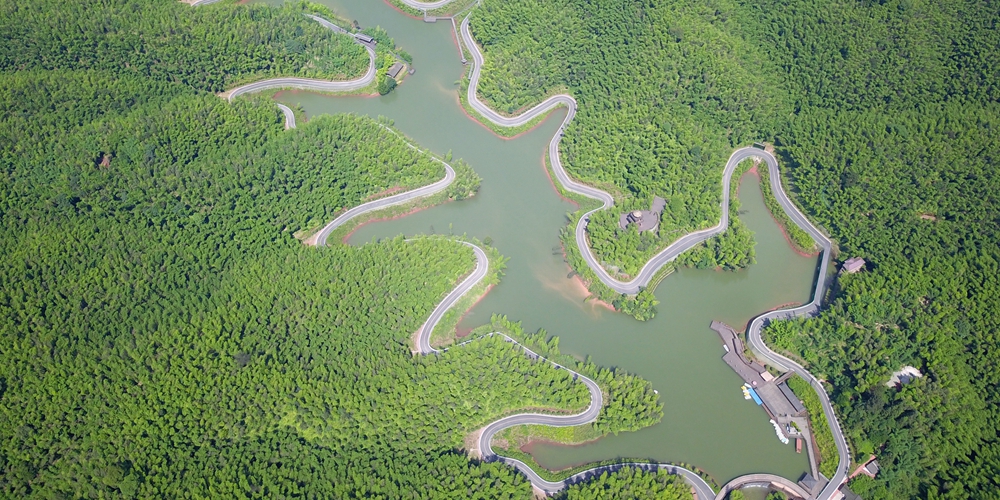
(397, 0, 461, 11)
(209, 13, 457, 247)
(416, 298, 716, 500)
(309, 126, 456, 246)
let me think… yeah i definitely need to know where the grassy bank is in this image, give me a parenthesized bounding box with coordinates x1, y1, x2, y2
(758, 163, 817, 254)
(489, 443, 719, 492)
(787, 375, 839, 478)
(428, 239, 507, 347)
(494, 423, 604, 450)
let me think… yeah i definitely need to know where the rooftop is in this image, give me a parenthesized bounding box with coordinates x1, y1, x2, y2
(619, 196, 667, 232)
(843, 257, 866, 273)
(711, 321, 766, 387)
(387, 62, 404, 79)
(778, 380, 807, 414)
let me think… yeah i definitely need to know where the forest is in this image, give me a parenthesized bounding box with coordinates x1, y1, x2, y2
(470, 0, 1000, 497)
(559, 468, 690, 500)
(469, 0, 782, 281)
(0, 0, 672, 498)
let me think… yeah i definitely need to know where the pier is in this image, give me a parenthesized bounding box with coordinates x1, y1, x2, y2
(710, 321, 820, 480)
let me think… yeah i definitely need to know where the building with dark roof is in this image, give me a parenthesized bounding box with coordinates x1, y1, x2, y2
(387, 62, 404, 79)
(619, 196, 667, 232)
(778, 380, 807, 415)
(353, 33, 375, 44)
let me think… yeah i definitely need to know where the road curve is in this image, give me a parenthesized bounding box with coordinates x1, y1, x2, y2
(461, 15, 849, 499)
(276, 103, 296, 130)
(414, 241, 490, 353)
(200, 10, 453, 247)
(311, 125, 456, 247)
(742, 154, 849, 498)
(187, 0, 710, 496)
(226, 15, 376, 102)
(463, 16, 736, 296)
(410, 247, 716, 498)
(397, 0, 460, 11)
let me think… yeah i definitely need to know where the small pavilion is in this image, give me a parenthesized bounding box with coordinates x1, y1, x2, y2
(619, 196, 667, 232)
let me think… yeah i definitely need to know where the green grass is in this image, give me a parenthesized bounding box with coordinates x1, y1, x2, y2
(758, 162, 817, 254)
(428, 239, 507, 347)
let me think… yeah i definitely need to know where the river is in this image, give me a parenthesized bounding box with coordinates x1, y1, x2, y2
(274, 0, 815, 485)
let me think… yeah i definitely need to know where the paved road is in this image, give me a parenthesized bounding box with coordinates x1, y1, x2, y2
(409, 246, 717, 498)
(462, 15, 849, 499)
(311, 124, 456, 247)
(463, 16, 740, 296)
(398, 0, 461, 10)
(207, 11, 453, 248)
(226, 15, 376, 101)
(415, 241, 490, 353)
(199, 2, 849, 496)
(426, 324, 717, 499)
(742, 155, 850, 498)
(276, 103, 296, 130)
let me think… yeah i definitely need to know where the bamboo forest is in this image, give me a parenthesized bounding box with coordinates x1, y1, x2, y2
(2, 0, 999, 498)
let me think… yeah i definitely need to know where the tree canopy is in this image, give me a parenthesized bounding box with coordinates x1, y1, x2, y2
(471, 0, 1000, 496)
(0, 0, 670, 497)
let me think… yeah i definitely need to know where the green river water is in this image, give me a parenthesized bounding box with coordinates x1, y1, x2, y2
(275, 0, 818, 485)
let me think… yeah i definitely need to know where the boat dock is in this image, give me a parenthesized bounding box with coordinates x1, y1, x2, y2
(711, 320, 768, 388)
(711, 320, 821, 479)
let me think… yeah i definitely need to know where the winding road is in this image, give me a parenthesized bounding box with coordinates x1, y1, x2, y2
(309, 125, 456, 247)
(411, 250, 716, 499)
(215, 13, 460, 248)
(204, 1, 850, 497)
(273, 102, 456, 248)
(459, 12, 850, 500)
(226, 15, 377, 101)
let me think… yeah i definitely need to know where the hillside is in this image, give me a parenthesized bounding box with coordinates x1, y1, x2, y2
(0, 0, 664, 497)
(469, 0, 1000, 497)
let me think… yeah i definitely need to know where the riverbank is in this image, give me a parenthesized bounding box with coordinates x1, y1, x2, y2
(741, 166, 816, 258)
(754, 153, 819, 256)
(428, 243, 505, 347)
(291, 0, 839, 490)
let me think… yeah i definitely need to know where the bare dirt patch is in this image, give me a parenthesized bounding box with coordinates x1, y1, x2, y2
(454, 284, 493, 338)
(409, 327, 423, 354)
(364, 186, 405, 201)
(572, 275, 615, 312)
(463, 426, 486, 459)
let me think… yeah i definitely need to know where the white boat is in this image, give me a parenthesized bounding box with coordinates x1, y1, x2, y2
(769, 419, 790, 444)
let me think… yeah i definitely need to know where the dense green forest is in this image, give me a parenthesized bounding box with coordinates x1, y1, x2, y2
(471, 0, 1000, 497)
(470, 0, 782, 280)
(0, 0, 671, 497)
(0, 0, 371, 92)
(558, 468, 691, 500)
